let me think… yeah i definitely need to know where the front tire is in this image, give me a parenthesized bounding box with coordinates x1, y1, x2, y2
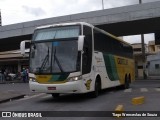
(90, 78, 101, 98)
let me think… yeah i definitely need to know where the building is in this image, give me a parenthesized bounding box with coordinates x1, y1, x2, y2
(148, 40, 160, 54)
(147, 53, 160, 77)
(131, 43, 148, 79)
(147, 40, 160, 78)
(0, 49, 29, 74)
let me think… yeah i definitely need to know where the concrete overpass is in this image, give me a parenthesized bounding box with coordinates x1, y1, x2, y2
(0, 1, 160, 51)
(0, 1, 160, 74)
(1, 1, 160, 51)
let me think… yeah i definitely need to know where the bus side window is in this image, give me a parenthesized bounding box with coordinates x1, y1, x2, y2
(83, 47, 88, 66)
(82, 26, 92, 75)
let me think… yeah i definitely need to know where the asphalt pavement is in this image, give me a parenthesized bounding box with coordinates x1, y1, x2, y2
(0, 80, 33, 103)
(0, 79, 159, 104)
(0, 79, 160, 120)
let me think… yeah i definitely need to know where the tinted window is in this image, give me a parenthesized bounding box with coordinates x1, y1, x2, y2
(82, 26, 93, 74)
(94, 29, 112, 53)
(94, 28, 133, 58)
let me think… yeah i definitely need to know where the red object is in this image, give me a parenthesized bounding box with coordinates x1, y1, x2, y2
(48, 87, 56, 90)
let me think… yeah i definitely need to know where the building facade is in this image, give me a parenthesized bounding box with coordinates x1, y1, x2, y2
(147, 40, 160, 78)
(131, 43, 148, 79)
(148, 41, 160, 54)
(0, 50, 29, 74)
(147, 53, 160, 76)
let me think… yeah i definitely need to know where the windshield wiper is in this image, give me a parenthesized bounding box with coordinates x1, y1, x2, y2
(39, 47, 49, 72)
(53, 47, 64, 73)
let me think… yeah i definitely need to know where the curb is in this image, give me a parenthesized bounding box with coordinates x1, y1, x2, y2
(0, 81, 28, 84)
(0, 94, 25, 104)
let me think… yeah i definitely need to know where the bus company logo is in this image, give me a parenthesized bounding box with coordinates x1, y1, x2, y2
(85, 79, 92, 90)
(117, 58, 128, 65)
(2, 112, 11, 117)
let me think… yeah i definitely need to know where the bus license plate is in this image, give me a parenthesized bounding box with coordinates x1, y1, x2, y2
(48, 87, 56, 90)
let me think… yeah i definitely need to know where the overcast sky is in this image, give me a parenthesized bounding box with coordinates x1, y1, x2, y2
(0, 0, 160, 43)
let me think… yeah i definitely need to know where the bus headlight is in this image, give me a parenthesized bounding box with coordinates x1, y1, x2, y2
(67, 76, 82, 82)
(29, 78, 36, 82)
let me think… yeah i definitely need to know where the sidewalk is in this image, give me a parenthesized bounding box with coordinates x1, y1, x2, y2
(0, 81, 30, 104)
(0, 90, 25, 103)
(147, 76, 160, 80)
(0, 79, 26, 84)
(136, 76, 160, 80)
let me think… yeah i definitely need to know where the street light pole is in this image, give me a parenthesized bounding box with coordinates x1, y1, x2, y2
(139, 0, 142, 4)
(0, 9, 1, 26)
(102, 0, 104, 9)
(139, 0, 147, 79)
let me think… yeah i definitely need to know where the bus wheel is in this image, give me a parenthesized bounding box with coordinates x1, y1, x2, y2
(90, 78, 101, 98)
(124, 75, 130, 89)
(52, 93, 60, 98)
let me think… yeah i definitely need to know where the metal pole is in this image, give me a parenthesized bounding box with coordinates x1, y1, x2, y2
(102, 0, 104, 9)
(0, 9, 1, 26)
(141, 34, 147, 79)
(139, 0, 142, 4)
(139, 0, 146, 79)
(141, 34, 145, 63)
(139, 0, 145, 62)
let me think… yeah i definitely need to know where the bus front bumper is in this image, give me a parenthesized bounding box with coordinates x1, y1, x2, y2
(29, 80, 87, 94)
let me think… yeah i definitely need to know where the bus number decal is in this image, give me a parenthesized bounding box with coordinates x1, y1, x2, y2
(117, 58, 128, 65)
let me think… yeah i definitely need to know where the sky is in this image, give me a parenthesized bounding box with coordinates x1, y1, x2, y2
(0, 0, 160, 43)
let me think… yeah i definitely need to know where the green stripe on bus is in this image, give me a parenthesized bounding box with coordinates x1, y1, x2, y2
(48, 73, 69, 82)
(103, 54, 119, 81)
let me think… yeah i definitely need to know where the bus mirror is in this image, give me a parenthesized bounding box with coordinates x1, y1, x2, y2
(78, 35, 84, 51)
(20, 41, 25, 55)
(20, 40, 31, 56)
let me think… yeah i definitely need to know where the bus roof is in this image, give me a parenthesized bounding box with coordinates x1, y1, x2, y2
(36, 22, 94, 30)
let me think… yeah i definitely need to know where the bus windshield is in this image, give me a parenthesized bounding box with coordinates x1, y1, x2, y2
(30, 40, 80, 74)
(29, 26, 81, 74)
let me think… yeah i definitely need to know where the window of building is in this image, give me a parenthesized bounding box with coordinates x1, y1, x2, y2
(137, 66, 143, 69)
(155, 64, 160, 69)
(157, 46, 160, 50)
(133, 48, 142, 52)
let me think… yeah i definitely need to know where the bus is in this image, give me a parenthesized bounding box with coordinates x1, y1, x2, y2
(21, 22, 135, 98)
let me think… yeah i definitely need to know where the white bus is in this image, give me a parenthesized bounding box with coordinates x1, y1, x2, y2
(21, 22, 135, 98)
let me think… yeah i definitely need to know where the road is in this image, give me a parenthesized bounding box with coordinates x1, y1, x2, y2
(0, 80, 160, 120)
